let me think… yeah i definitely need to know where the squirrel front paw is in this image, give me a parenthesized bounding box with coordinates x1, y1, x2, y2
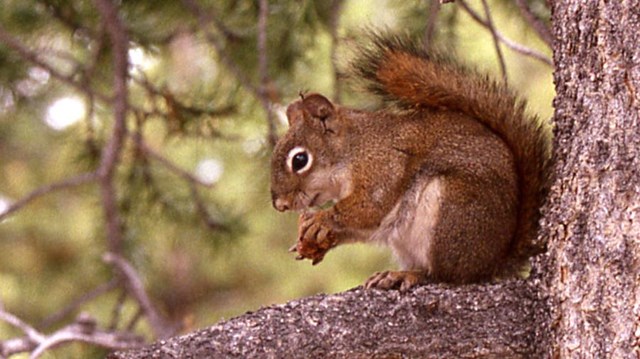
(290, 212, 338, 265)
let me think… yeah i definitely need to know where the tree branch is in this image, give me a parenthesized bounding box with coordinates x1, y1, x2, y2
(38, 279, 119, 330)
(480, 0, 508, 82)
(0, 23, 111, 103)
(189, 183, 226, 231)
(514, 0, 553, 47)
(0, 309, 47, 344)
(423, 0, 441, 50)
(93, 0, 129, 255)
(134, 137, 213, 188)
(110, 280, 548, 358)
(1, 308, 143, 358)
(181, 0, 259, 96)
(40, 0, 97, 38)
(0, 313, 142, 358)
(457, 0, 553, 67)
(181, 0, 280, 145)
(131, 135, 225, 231)
(102, 253, 175, 339)
(30, 327, 140, 359)
(0, 172, 97, 222)
(108, 289, 128, 331)
(329, 0, 345, 103)
(257, 0, 277, 146)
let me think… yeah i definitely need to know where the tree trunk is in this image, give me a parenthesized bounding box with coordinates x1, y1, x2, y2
(541, 0, 640, 357)
(111, 1, 640, 358)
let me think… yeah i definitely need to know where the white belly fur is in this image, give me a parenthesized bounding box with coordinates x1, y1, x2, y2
(369, 177, 443, 272)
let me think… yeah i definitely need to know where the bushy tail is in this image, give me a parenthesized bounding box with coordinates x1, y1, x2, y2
(353, 33, 552, 262)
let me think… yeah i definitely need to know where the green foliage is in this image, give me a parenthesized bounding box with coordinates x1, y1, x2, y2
(0, 0, 553, 356)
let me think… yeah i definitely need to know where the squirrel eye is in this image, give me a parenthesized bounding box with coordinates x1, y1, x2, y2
(286, 146, 313, 174)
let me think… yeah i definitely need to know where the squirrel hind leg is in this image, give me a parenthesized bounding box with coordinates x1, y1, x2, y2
(364, 270, 428, 292)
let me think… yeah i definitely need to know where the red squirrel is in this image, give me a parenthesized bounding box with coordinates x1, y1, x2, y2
(270, 34, 551, 290)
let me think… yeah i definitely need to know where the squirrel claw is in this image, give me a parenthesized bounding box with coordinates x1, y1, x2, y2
(295, 255, 304, 260)
(289, 244, 298, 253)
(365, 270, 425, 292)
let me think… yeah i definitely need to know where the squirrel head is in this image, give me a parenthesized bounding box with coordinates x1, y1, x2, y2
(270, 93, 353, 212)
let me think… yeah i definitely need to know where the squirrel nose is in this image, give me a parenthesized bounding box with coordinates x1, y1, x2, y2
(273, 198, 291, 212)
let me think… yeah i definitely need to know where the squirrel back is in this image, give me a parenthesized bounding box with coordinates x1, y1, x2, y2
(352, 34, 552, 268)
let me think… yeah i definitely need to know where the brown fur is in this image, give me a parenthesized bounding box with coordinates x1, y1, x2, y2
(271, 33, 551, 288)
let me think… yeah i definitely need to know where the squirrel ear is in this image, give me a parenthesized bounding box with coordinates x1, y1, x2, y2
(285, 101, 304, 126)
(302, 93, 335, 120)
(285, 93, 336, 129)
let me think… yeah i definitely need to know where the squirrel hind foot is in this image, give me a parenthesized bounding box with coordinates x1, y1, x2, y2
(364, 270, 427, 292)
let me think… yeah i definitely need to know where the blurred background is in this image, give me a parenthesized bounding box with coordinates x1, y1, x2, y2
(0, 0, 552, 357)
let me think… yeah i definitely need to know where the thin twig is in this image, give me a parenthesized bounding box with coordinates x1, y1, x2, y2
(1, 310, 142, 357)
(82, 91, 102, 159)
(182, 0, 281, 145)
(187, 2, 244, 42)
(38, 279, 119, 330)
(1, 336, 33, 358)
(82, 26, 106, 143)
(189, 183, 226, 231)
(132, 73, 237, 121)
(29, 328, 141, 359)
(457, 0, 552, 67)
(133, 133, 225, 230)
(0, 23, 111, 103)
(329, 0, 345, 103)
(132, 127, 225, 231)
(1, 323, 141, 359)
(257, 0, 277, 146)
(0, 172, 97, 222)
(108, 288, 128, 331)
(125, 308, 144, 332)
(135, 138, 213, 188)
(514, 0, 552, 47)
(0, 310, 46, 343)
(424, 0, 441, 50)
(102, 253, 174, 339)
(93, 0, 130, 255)
(181, 0, 259, 95)
(41, 0, 97, 38)
(480, 0, 507, 83)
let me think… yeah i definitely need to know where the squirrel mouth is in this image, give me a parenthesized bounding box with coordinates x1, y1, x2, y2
(304, 193, 336, 211)
(306, 193, 320, 208)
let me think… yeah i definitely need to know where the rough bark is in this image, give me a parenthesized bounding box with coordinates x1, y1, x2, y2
(541, 0, 640, 357)
(110, 282, 546, 358)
